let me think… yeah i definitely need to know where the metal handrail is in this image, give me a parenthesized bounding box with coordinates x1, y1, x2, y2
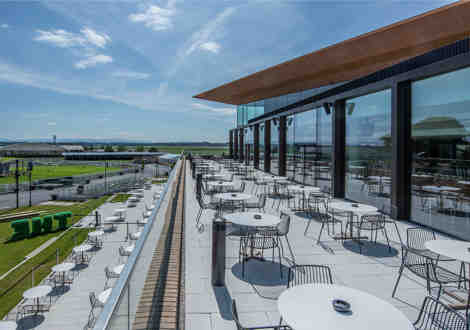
(93, 156, 181, 330)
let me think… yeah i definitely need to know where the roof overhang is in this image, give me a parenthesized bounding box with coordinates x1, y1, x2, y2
(194, 1, 470, 105)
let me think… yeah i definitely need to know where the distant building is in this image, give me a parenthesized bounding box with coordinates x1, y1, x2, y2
(60, 145, 85, 152)
(63, 151, 162, 160)
(0, 143, 65, 157)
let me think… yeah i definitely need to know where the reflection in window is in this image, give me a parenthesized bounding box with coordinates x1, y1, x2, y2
(271, 119, 279, 175)
(411, 67, 470, 240)
(345, 89, 391, 210)
(259, 123, 265, 169)
(245, 127, 254, 165)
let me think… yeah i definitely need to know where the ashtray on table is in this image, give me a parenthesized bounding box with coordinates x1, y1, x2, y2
(253, 214, 262, 220)
(351, 203, 359, 208)
(332, 299, 351, 313)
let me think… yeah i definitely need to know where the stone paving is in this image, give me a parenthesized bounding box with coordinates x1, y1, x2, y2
(184, 162, 466, 330)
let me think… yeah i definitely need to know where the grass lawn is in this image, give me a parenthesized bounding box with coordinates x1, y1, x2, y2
(0, 195, 109, 277)
(109, 193, 131, 203)
(0, 228, 91, 318)
(0, 164, 121, 184)
(156, 145, 227, 156)
(0, 157, 16, 163)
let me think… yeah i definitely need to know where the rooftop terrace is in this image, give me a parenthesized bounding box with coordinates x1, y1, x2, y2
(3, 158, 469, 329)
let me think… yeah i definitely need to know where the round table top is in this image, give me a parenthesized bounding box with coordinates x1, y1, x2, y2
(131, 231, 142, 239)
(124, 245, 135, 253)
(349, 166, 365, 169)
(207, 182, 233, 187)
(224, 212, 281, 227)
(425, 239, 470, 264)
(88, 230, 104, 237)
(278, 284, 413, 330)
(98, 288, 112, 304)
(413, 174, 433, 178)
(114, 208, 127, 213)
(105, 216, 121, 222)
(52, 262, 75, 273)
(23, 285, 52, 300)
(0, 321, 17, 330)
(214, 193, 252, 201)
(422, 185, 461, 192)
(287, 185, 321, 193)
(113, 264, 125, 275)
(329, 202, 378, 214)
(128, 197, 139, 201)
(73, 244, 93, 253)
(203, 174, 225, 179)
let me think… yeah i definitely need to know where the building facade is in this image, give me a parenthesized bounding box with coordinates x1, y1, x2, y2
(195, 3, 470, 240)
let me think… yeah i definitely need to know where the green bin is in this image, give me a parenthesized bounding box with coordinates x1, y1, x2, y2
(42, 215, 53, 233)
(10, 219, 30, 241)
(54, 212, 72, 231)
(30, 217, 42, 237)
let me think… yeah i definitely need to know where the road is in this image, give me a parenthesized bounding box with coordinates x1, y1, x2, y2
(0, 164, 169, 210)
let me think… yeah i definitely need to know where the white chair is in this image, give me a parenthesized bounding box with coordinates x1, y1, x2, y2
(129, 231, 142, 241)
(85, 292, 104, 329)
(137, 217, 148, 227)
(118, 245, 134, 263)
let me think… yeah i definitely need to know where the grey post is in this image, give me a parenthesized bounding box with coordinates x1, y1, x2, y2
(211, 219, 226, 286)
(196, 173, 202, 197)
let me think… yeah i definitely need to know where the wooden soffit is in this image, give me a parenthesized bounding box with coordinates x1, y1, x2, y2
(194, 1, 470, 105)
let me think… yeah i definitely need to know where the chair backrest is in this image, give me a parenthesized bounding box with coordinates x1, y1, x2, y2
(259, 194, 266, 208)
(277, 212, 291, 236)
(105, 266, 112, 278)
(239, 182, 245, 192)
(360, 213, 386, 228)
(407, 227, 436, 250)
(119, 246, 126, 257)
(287, 264, 333, 288)
(231, 299, 245, 330)
(414, 296, 467, 330)
(89, 292, 97, 307)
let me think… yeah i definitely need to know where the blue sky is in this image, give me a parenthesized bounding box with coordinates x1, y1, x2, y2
(0, 0, 455, 142)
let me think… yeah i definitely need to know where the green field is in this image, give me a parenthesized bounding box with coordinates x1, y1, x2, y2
(0, 195, 109, 277)
(157, 145, 227, 156)
(109, 193, 131, 203)
(0, 164, 120, 184)
(0, 228, 91, 318)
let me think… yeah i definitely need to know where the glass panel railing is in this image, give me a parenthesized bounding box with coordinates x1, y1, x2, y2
(93, 157, 181, 330)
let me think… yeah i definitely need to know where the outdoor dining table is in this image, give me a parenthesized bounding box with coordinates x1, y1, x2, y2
(113, 208, 127, 220)
(51, 262, 75, 286)
(113, 264, 126, 275)
(328, 201, 378, 241)
(278, 284, 413, 330)
(22, 285, 52, 314)
(214, 193, 252, 215)
(207, 181, 234, 193)
(98, 288, 112, 305)
(73, 244, 93, 263)
(88, 230, 104, 247)
(288, 185, 321, 211)
(224, 212, 281, 260)
(425, 239, 470, 309)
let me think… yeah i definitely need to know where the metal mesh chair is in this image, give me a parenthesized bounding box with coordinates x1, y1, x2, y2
(352, 213, 391, 254)
(232, 299, 292, 330)
(314, 200, 343, 243)
(287, 264, 333, 288)
(407, 228, 454, 262)
(413, 296, 467, 330)
(244, 194, 266, 212)
(392, 245, 466, 299)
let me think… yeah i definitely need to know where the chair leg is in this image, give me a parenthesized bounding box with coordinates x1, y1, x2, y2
(392, 264, 404, 298)
(304, 218, 312, 236)
(317, 222, 325, 244)
(284, 236, 296, 265)
(382, 228, 391, 252)
(196, 208, 202, 226)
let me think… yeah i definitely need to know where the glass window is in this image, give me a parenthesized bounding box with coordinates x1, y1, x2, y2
(345, 89, 392, 210)
(271, 119, 279, 174)
(286, 115, 295, 180)
(245, 127, 254, 165)
(411, 67, 470, 240)
(294, 110, 314, 185)
(259, 123, 265, 169)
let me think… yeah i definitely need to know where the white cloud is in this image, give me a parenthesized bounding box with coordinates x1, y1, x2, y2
(192, 102, 235, 116)
(48, 122, 57, 126)
(112, 70, 150, 79)
(35, 29, 85, 48)
(157, 81, 168, 98)
(80, 28, 111, 48)
(200, 41, 220, 53)
(35, 28, 110, 49)
(1, 24, 8, 29)
(169, 7, 235, 76)
(75, 54, 113, 69)
(129, 4, 175, 31)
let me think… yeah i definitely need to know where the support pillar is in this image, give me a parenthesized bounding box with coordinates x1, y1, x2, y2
(254, 124, 259, 169)
(332, 100, 345, 198)
(279, 116, 286, 176)
(264, 120, 271, 173)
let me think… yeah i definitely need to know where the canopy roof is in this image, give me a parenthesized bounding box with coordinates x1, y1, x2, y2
(194, 1, 470, 105)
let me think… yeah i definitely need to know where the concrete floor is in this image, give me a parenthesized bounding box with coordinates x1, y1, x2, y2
(3, 182, 167, 330)
(184, 161, 467, 330)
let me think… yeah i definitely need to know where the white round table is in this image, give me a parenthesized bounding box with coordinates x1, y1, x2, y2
(130, 231, 142, 240)
(98, 288, 112, 304)
(113, 208, 127, 219)
(278, 284, 413, 330)
(224, 212, 281, 227)
(88, 230, 104, 246)
(214, 193, 252, 202)
(52, 262, 75, 285)
(23, 285, 52, 313)
(425, 240, 470, 264)
(0, 321, 17, 330)
(329, 202, 378, 240)
(73, 244, 93, 263)
(208, 181, 234, 192)
(124, 245, 135, 254)
(113, 264, 126, 275)
(105, 215, 120, 222)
